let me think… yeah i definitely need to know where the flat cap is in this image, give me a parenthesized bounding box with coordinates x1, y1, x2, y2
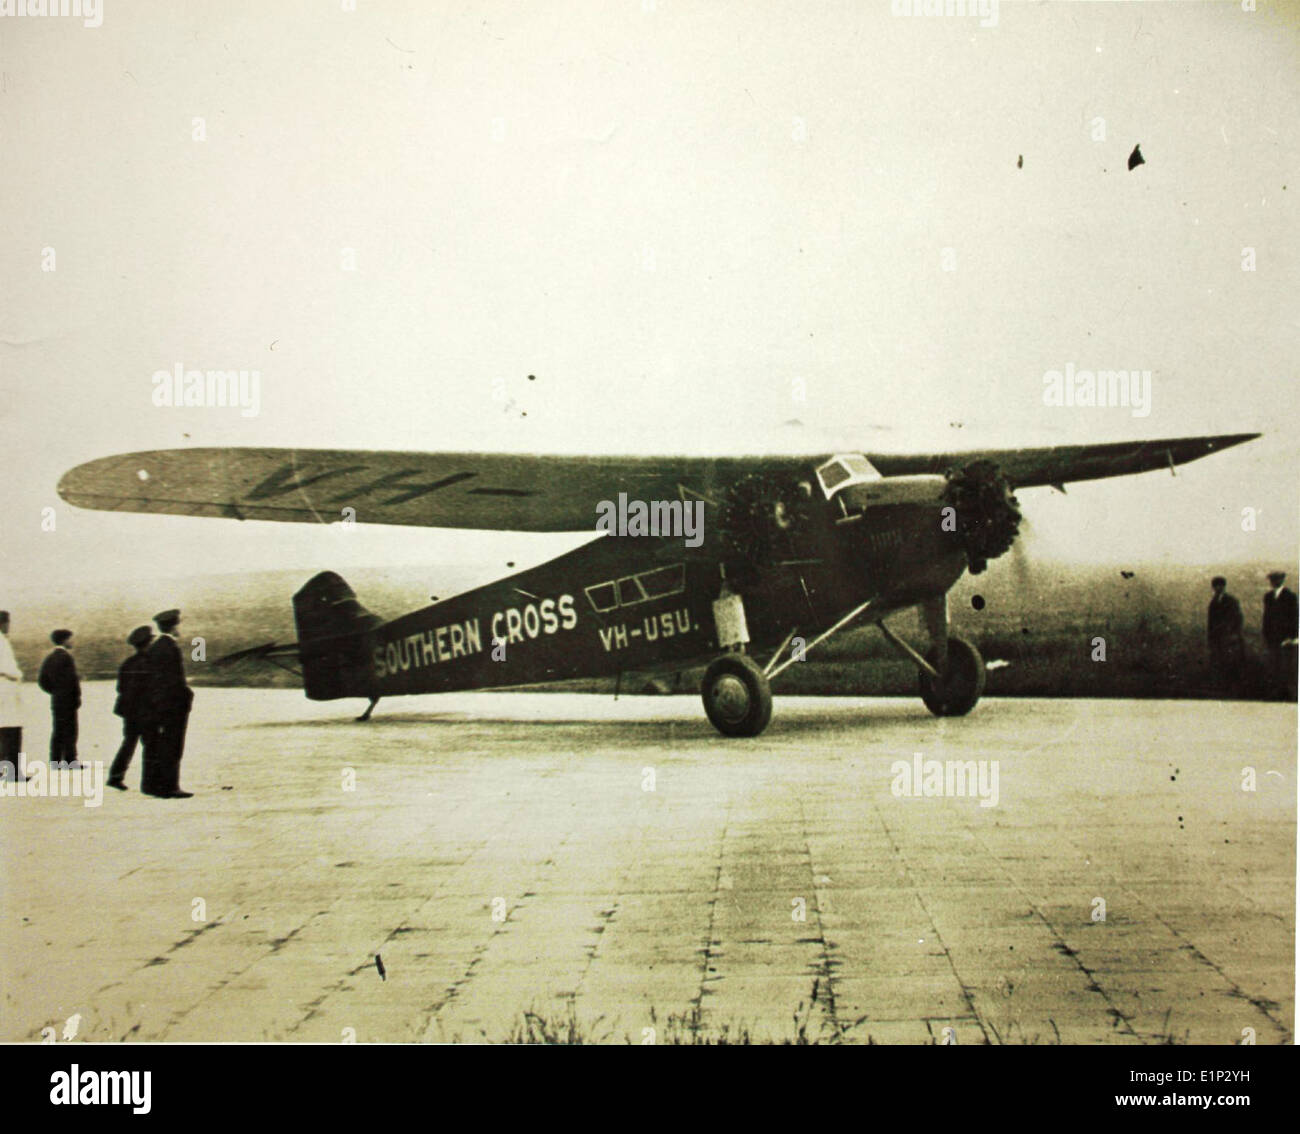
(128, 625, 154, 647)
(1267, 571, 1287, 583)
(153, 609, 181, 625)
(50, 629, 73, 644)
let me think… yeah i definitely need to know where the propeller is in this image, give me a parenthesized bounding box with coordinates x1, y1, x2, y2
(1008, 508, 1034, 590)
(943, 459, 1022, 575)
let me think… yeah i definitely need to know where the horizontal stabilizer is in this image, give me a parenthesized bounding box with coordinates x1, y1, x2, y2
(213, 641, 300, 667)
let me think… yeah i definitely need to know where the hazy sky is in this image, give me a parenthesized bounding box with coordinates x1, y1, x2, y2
(2, 0, 1297, 603)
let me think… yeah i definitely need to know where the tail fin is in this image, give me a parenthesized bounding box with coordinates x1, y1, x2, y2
(293, 571, 384, 701)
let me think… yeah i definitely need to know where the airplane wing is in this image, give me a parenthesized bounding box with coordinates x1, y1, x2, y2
(57, 433, 1259, 532)
(56, 448, 794, 532)
(869, 433, 1260, 490)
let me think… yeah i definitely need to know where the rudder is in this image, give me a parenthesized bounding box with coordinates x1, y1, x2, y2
(293, 571, 384, 701)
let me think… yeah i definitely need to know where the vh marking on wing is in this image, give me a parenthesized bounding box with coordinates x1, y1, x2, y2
(247, 463, 480, 506)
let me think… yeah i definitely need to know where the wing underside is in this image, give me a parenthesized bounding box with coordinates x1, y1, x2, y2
(56, 433, 1259, 532)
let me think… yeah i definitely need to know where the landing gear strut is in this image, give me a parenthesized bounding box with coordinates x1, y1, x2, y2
(700, 586, 773, 737)
(699, 590, 986, 737)
(356, 696, 380, 722)
(880, 595, 986, 717)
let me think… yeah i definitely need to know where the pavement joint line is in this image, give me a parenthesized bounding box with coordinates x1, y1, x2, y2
(957, 816, 1142, 1044)
(1112, 883, 1293, 1041)
(797, 794, 843, 1038)
(570, 840, 646, 1003)
(261, 844, 487, 1037)
(690, 798, 734, 1028)
(66, 916, 252, 1041)
(182, 913, 355, 1037)
(998, 783, 1293, 1042)
(874, 805, 993, 1044)
(420, 819, 577, 1037)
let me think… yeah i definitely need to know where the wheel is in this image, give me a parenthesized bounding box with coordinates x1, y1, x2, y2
(918, 635, 986, 717)
(701, 653, 773, 737)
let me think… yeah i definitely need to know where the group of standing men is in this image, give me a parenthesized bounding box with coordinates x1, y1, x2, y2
(0, 608, 194, 798)
(1207, 571, 1299, 697)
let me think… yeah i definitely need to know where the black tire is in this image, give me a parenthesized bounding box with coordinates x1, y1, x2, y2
(701, 654, 774, 737)
(918, 635, 986, 717)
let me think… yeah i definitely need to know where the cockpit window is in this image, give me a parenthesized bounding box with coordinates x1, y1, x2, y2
(841, 454, 877, 479)
(817, 460, 853, 492)
(816, 453, 882, 498)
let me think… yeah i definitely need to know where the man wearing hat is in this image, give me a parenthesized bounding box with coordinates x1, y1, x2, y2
(145, 610, 194, 798)
(37, 629, 81, 769)
(0, 611, 27, 783)
(1262, 571, 1298, 698)
(1206, 576, 1244, 690)
(107, 626, 155, 791)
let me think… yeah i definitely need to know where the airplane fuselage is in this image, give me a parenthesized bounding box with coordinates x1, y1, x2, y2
(300, 487, 968, 702)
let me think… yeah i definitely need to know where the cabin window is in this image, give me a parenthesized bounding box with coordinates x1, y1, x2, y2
(585, 563, 687, 613)
(637, 563, 686, 600)
(584, 582, 618, 613)
(616, 576, 647, 606)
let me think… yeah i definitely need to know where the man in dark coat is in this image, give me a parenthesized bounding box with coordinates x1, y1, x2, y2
(108, 626, 155, 791)
(1262, 571, 1298, 699)
(1206, 576, 1244, 689)
(145, 610, 194, 798)
(37, 629, 80, 769)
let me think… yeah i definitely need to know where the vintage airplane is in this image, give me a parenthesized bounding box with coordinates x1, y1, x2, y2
(58, 433, 1258, 736)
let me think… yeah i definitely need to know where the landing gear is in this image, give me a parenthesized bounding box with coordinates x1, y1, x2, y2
(878, 594, 986, 718)
(701, 654, 773, 737)
(699, 587, 986, 736)
(707, 589, 880, 738)
(356, 696, 380, 722)
(918, 636, 986, 717)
